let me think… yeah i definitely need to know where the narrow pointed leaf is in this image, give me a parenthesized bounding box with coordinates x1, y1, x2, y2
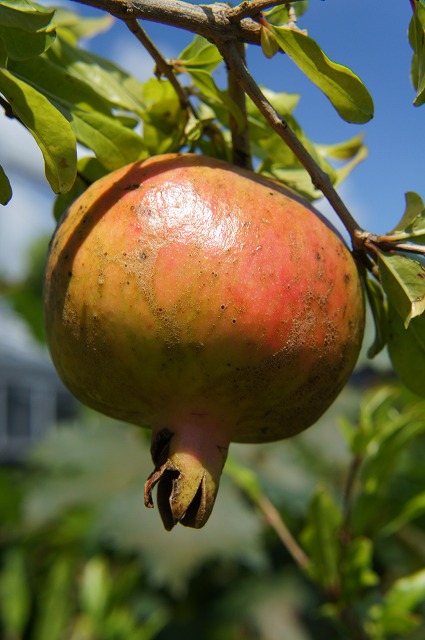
(271, 26, 374, 124)
(0, 165, 12, 205)
(363, 273, 388, 357)
(409, 5, 425, 106)
(300, 487, 342, 590)
(0, 68, 76, 193)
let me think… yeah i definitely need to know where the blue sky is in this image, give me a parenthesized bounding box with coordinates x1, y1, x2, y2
(0, 0, 422, 277)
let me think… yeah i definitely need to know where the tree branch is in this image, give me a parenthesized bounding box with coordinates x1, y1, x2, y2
(227, 42, 253, 170)
(216, 39, 366, 248)
(71, 0, 264, 45)
(124, 17, 196, 114)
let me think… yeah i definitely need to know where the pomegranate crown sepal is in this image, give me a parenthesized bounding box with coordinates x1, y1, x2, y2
(144, 425, 229, 530)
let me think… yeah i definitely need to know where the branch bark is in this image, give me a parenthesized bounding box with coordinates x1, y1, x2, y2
(72, 0, 265, 45)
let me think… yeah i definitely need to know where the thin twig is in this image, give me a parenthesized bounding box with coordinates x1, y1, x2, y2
(216, 39, 366, 248)
(227, 42, 253, 170)
(257, 495, 310, 569)
(124, 18, 197, 115)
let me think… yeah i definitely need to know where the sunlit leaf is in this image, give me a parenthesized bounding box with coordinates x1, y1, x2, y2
(0, 68, 77, 193)
(186, 67, 245, 132)
(9, 54, 113, 115)
(390, 191, 425, 237)
(0, 164, 12, 204)
(270, 26, 374, 124)
(177, 35, 222, 72)
(71, 109, 146, 171)
(387, 303, 425, 397)
(46, 36, 146, 114)
(260, 26, 280, 59)
(0, 0, 56, 59)
(53, 7, 114, 43)
(141, 78, 186, 154)
(378, 250, 425, 325)
(316, 133, 366, 161)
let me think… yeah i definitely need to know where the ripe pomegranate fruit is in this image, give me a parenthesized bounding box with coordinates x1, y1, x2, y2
(44, 153, 364, 530)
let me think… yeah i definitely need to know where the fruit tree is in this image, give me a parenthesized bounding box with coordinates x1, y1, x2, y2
(2, 0, 425, 637)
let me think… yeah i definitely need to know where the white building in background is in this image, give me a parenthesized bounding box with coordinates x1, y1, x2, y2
(0, 303, 77, 463)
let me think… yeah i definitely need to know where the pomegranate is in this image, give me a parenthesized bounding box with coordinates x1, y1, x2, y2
(44, 153, 364, 530)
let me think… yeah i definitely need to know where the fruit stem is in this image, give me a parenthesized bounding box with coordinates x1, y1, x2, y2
(144, 424, 229, 530)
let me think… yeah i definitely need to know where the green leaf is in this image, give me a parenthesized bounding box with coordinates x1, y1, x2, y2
(46, 36, 146, 115)
(178, 35, 222, 72)
(0, 24, 55, 60)
(53, 157, 108, 221)
(384, 490, 425, 535)
(260, 26, 280, 59)
(340, 538, 378, 602)
(270, 26, 374, 124)
(0, 68, 77, 193)
(264, 2, 309, 24)
(185, 68, 245, 132)
(71, 109, 147, 171)
(300, 486, 342, 591)
(0, 164, 12, 204)
(141, 78, 187, 154)
(378, 251, 425, 326)
(363, 272, 388, 358)
(33, 557, 74, 640)
(53, 7, 114, 43)
(409, 6, 425, 106)
(0, 1, 55, 31)
(0, 550, 31, 637)
(390, 191, 425, 237)
(8, 54, 113, 116)
(373, 569, 425, 636)
(0, 0, 56, 60)
(225, 456, 262, 504)
(387, 303, 425, 397)
(80, 557, 111, 621)
(316, 133, 366, 161)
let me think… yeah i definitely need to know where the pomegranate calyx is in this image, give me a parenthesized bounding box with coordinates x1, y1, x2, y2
(144, 427, 228, 530)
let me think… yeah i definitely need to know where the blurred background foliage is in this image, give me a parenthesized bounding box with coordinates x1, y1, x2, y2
(2, 244, 425, 638)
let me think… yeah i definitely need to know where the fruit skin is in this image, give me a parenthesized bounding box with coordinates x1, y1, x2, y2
(44, 153, 365, 529)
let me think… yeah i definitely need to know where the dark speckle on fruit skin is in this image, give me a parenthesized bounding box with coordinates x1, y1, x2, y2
(124, 183, 141, 191)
